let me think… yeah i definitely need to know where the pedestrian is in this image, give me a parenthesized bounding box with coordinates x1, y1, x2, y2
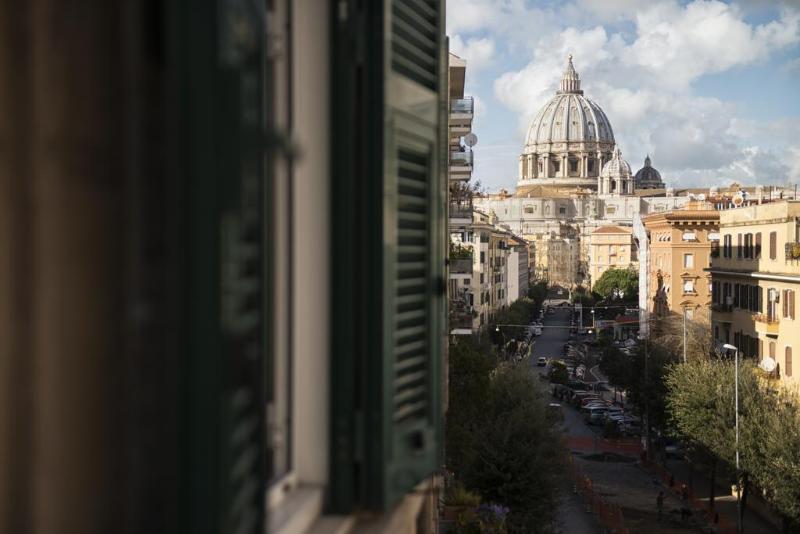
(656, 490, 665, 522)
(680, 485, 690, 522)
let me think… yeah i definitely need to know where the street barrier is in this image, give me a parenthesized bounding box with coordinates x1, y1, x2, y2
(567, 455, 629, 534)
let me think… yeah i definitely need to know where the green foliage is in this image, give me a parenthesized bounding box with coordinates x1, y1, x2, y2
(549, 360, 568, 385)
(491, 298, 537, 343)
(462, 364, 563, 532)
(598, 341, 673, 431)
(447, 336, 496, 478)
(666, 359, 800, 524)
(527, 281, 548, 307)
(450, 241, 474, 260)
(445, 482, 481, 507)
(592, 267, 638, 302)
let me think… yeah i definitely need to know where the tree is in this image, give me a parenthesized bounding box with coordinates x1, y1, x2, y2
(666, 358, 800, 528)
(592, 267, 638, 302)
(463, 364, 564, 532)
(446, 335, 497, 478)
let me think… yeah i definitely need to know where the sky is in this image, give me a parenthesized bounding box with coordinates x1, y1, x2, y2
(446, 0, 800, 191)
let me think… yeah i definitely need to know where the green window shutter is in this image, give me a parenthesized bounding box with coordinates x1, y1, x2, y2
(369, 0, 446, 510)
(329, 0, 445, 513)
(172, 2, 267, 532)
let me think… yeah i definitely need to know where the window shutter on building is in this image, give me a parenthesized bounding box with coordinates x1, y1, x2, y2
(330, 0, 445, 512)
(783, 290, 788, 318)
(737, 234, 742, 257)
(770, 231, 777, 259)
(786, 347, 793, 377)
(174, 2, 268, 531)
(755, 232, 761, 258)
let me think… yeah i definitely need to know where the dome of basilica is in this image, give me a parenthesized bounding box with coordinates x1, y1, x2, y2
(518, 55, 617, 189)
(598, 146, 633, 195)
(524, 59, 614, 147)
(634, 155, 665, 189)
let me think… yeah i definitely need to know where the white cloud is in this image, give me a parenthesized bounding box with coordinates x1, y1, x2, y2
(485, 0, 800, 188)
(450, 35, 496, 72)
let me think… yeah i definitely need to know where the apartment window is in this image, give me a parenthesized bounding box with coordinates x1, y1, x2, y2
(588, 160, 595, 173)
(786, 347, 793, 377)
(559, 206, 566, 215)
(480, 273, 484, 284)
(737, 234, 742, 258)
(684, 307, 694, 320)
(524, 205, 534, 214)
(683, 279, 695, 294)
(733, 283, 740, 307)
(744, 234, 752, 258)
(463, 279, 470, 285)
(569, 159, 578, 172)
(553, 160, 561, 173)
(480, 251, 485, 263)
(723, 234, 732, 258)
(755, 232, 762, 258)
(770, 231, 777, 259)
(768, 288, 779, 320)
(683, 253, 694, 268)
(783, 289, 795, 319)
(712, 281, 720, 304)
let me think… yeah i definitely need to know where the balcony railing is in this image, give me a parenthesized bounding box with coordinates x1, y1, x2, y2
(450, 97, 474, 114)
(449, 150, 473, 168)
(449, 310, 474, 331)
(449, 201, 472, 220)
(754, 313, 780, 335)
(450, 258, 473, 274)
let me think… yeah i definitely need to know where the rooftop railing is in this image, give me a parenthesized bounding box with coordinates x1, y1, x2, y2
(449, 97, 474, 114)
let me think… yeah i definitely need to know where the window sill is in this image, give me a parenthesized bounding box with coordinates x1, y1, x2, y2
(268, 484, 325, 534)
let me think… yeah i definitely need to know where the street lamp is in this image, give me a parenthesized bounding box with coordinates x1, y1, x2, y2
(722, 343, 742, 534)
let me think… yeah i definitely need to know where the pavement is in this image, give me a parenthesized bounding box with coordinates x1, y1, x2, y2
(532, 306, 780, 534)
(531, 306, 600, 534)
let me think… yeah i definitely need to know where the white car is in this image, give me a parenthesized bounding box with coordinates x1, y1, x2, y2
(537, 356, 548, 366)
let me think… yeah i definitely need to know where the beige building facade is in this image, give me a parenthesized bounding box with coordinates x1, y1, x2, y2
(643, 201, 719, 321)
(709, 201, 800, 388)
(589, 225, 636, 287)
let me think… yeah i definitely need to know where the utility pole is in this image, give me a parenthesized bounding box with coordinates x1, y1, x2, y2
(683, 308, 687, 363)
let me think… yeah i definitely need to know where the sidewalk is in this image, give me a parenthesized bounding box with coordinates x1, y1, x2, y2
(641, 459, 779, 533)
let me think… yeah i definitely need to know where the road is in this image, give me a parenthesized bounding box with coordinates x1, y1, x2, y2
(531, 306, 600, 534)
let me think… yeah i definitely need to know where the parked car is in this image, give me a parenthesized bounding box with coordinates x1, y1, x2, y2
(664, 439, 686, 459)
(537, 356, 548, 367)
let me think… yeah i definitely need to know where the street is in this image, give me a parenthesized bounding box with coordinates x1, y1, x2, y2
(531, 305, 600, 534)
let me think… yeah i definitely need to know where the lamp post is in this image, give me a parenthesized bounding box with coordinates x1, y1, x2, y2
(722, 343, 742, 534)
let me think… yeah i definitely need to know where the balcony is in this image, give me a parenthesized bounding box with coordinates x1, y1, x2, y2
(786, 242, 800, 263)
(711, 303, 733, 322)
(449, 200, 472, 223)
(449, 151, 473, 180)
(753, 313, 780, 335)
(449, 307, 474, 334)
(449, 258, 473, 274)
(450, 97, 474, 115)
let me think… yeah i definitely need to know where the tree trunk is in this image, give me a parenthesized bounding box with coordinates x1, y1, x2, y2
(739, 473, 749, 525)
(709, 459, 716, 510)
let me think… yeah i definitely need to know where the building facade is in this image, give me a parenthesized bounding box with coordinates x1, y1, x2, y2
(709, 201, 800, 388)
(643, 201, 719, 321)
(589, 225, 636, 287)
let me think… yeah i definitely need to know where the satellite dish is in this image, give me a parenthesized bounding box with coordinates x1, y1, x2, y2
(760, 356, 777, 373)
(697, 194, 706, 201)
(732, 192, 744, 206)
(464, 132, 478, 147)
